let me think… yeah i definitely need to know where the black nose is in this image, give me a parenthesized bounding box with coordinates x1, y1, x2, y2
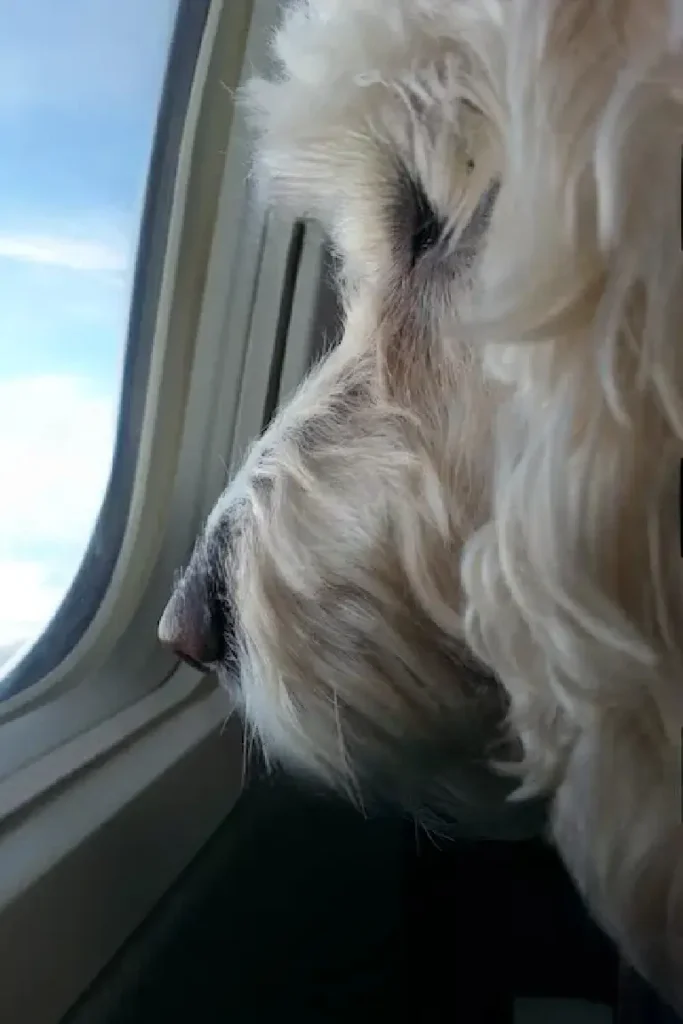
(158, 548, 230, 669)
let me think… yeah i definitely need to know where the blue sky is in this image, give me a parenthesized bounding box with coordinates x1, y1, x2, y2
(0, 0, 178, 660)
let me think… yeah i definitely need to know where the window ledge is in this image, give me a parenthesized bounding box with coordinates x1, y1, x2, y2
(0, 665, 224, 820)
(0, 678, 242, 1024)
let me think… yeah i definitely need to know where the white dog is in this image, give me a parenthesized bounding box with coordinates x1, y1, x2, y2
(160, 0, 683, 1010)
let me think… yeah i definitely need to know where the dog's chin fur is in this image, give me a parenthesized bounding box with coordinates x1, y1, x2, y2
(162, 0, 683, 1009)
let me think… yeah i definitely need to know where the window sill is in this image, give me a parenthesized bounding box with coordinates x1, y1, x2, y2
(0, 664, 220, 818)
(0, 675, 242, 1024)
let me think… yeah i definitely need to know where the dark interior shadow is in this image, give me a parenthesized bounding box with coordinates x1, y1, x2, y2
(61, 768, 626, 1024)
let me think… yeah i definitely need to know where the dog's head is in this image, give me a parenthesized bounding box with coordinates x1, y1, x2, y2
(159, 0, 683, 1008)
(157, 0, 541, 835)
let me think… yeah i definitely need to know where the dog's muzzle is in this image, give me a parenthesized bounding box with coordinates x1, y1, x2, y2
(158, 545, 231, 671)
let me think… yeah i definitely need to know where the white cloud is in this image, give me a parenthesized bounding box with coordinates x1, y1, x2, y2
(0, 374, 118, 648)
(0, 560, 64, 649)
(0, 233, 128, 273)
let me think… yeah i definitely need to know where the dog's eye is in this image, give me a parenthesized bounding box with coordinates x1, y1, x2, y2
(408, 178, 446, 266)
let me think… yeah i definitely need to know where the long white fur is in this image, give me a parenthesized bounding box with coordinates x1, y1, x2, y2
(165, 0, 683, 1009)
(459, 0, 683, 1004)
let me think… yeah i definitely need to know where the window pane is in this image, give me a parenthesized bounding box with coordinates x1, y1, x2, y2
(0, 0, 180, 679)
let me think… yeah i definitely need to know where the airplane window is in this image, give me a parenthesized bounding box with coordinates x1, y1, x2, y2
(0, 0, 202, 698)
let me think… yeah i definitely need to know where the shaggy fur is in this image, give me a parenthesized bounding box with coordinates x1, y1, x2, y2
(160, 0, 683, 1010)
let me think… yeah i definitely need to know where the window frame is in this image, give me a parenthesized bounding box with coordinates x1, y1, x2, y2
(0, 1, 337, 1019)
(0, 0, 272, 773)
(0, 0, 257, 733)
